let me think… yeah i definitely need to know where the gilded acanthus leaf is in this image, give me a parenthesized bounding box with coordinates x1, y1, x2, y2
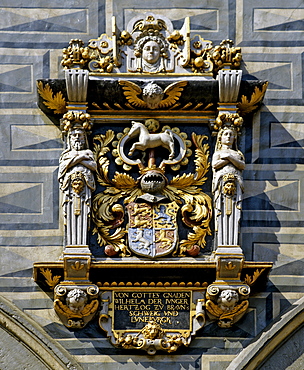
(112, 172, 138, 189)
(92, 192, 123, 223)
(168, 134, 209, 189)
(164, 133, 212, 256)
(178, 225, 212, 256)
(192, 133, 210, 184)
(40, 268, 61, 289)
(238, 82, 268, 115)
(244, 268, 266, 286)
(93, 131, 115, 186)
(170, 173, 196, 188)
(36, 81, 67, 114)
(92, 223, 129, 257)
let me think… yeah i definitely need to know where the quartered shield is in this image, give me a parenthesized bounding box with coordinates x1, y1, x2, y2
(127, 201, 179, 258)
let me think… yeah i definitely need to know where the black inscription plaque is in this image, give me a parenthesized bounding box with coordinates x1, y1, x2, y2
(113, 291, 192, 330)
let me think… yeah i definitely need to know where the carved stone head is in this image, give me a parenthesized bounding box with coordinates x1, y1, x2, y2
(66, 289, 88, 313)
(69, 127, 86, 151)
(142, 82, 164, 109)
(217, 289, 239, 311)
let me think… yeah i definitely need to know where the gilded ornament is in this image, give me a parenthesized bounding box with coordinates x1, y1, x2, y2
(206, 289, 249, 328)
(244, 268, 266, 286)
(40, 268, 61, 290)
(238, 82, 269, 115)
(54, 288, 99, 329)
(119, 80, 187, 110)
(210, 39, 242, 73)
(37, 81, 67, 114)
(70, 260, 85, 271)
(61, 39, 90, 69)
(91, 122, 212, 258)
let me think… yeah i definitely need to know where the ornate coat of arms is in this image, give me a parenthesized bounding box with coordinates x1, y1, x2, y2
(91, 122, 213, 259)
(127, 201, 179, 257)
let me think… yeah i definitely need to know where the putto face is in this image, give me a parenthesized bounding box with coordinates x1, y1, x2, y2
(70, 129, 86, 150)
(221, 128, 236, 147)
(142, 41, 161, 64)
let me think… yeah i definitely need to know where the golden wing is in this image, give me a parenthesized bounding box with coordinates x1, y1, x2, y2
(54, 299, 82, 318)
(119, 80, 147, 108)
(80, 299, 99, 317)
(158, 81, 188, 108)
(206, 300, 224, 318)
(220, 300, 249, 320)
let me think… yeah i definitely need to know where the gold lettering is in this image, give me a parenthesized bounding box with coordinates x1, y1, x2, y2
(164, 310, 179, 316)
(148, 299, 162, 304)
(165, 298, 189, 305)
(114, 292, 129, 298)
(163, 292, 190, 299)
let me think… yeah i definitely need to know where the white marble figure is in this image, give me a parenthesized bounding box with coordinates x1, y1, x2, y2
(128, 121, 175, 160)
(135, 35, 167, 73)
(58, 127, 97, 246)
(212, 126, 245, 246)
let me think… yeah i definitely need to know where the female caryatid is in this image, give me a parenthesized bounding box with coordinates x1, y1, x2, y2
(58, 127, 97, 246)
(212, 126, 245, 246)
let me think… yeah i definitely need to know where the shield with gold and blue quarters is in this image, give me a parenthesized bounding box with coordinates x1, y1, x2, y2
(127, 201, 179, 258)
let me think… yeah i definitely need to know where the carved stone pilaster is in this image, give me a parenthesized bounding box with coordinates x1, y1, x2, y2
(218, 69, 242, 103)
(65, 69, 89, 112)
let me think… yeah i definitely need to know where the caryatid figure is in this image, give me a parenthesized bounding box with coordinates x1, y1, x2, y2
(212, 125, 245, 246)
(58, 127, 97, 246)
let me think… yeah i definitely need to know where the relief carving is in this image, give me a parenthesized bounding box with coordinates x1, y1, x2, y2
(33, 11, 272, 354)
(212, 118, 245, 247)
(58, 118, 96, 246)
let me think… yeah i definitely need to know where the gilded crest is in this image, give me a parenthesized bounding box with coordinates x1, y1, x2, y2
(127, 201, 179, 258)
(91, 119, 212, 258)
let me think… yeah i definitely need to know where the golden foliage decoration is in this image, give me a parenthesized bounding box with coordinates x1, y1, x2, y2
(179, 226, 212, 254)
(92, 130, 146, 256)
(166, 134, 212, 256)
(244, 268, 265, 286)
(40, 268, 61, 290)
(92, 130, 212, 257)
(238, 82, 268, 115)
(36, 81, 67, 114)
(93, 131, 115, 186)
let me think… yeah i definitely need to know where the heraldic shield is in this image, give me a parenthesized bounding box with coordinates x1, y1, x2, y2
(127, 201, 179, 258)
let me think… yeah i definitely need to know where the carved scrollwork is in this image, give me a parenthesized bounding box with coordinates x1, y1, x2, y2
(54, 286, 99, 329)
(116, 321, 189, 354)
(91, 121, 212, 258)
(206, 288, 249, 328)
